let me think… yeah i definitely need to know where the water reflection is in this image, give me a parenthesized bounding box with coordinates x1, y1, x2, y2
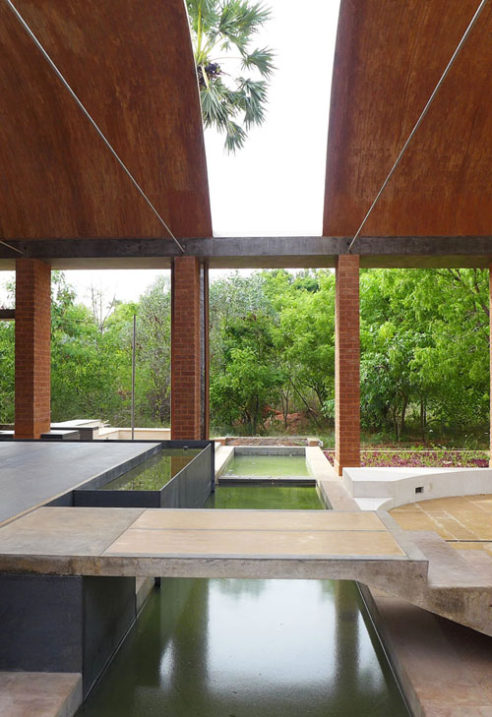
(78, 577, 407, 716)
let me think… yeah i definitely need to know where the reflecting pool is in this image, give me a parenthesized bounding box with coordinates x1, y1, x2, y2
(77, 485, 408, 716)
(101, 449, 201, 491)
(224, 454, 309, 477)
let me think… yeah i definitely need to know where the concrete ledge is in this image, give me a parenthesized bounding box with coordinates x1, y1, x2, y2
(214, 446, 234, 480)
(306, 446, 336, 479)
(95, 427, 171, 441)
(0, 672, 82, 717)
(234, 446, 305, 456)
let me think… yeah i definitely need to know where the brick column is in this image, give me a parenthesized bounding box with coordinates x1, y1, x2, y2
(490, 267, 492, 467)
(15, 259, 51, 439)
(171, 256, 209, 440)
(334, 254, 360, 476)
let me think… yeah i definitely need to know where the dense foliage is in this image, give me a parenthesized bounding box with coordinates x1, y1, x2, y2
(0, 268, 488, 445)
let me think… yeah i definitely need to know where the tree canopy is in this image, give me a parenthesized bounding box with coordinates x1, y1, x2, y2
(0, 268, 488, 446)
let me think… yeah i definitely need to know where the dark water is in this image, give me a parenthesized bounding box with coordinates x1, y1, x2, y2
(225, 454, 309, 477)
(77, 486, 408, 716)
(101, 449, 201, 491)
(207, 484, 323, 509)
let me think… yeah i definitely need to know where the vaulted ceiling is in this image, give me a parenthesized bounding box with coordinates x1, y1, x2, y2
(0, 0, 211, 241)
(324, 0, 492, 239)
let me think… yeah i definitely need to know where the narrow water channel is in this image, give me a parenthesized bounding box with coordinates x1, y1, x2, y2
(78, 485, 408, 716)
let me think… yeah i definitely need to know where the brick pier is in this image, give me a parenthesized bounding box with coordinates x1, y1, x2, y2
(14, 259, 51, 439)
(334, 255, 360, 475)
(171, 256, 209, 440)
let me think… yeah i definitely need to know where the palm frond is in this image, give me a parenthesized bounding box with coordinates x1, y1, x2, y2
(219, 0, 271, 51)
(240, 47, 275, 77)
(224, 120, 247, 152)
(237, 78, 267, 128)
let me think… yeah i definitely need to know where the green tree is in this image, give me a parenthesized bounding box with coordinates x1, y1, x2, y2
(186, 0, 274, 151)
(134, 277, 172, 425)
(0, 319, 14, 424)
(360, 268, 489, 443)
(50, 273, 130, 423)
(264, 270, 335, 426)
(210, 311, 282, 433)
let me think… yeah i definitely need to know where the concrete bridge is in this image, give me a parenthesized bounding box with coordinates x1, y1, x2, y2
(0, 505, 426, 587)
(2, 502, 492, 641)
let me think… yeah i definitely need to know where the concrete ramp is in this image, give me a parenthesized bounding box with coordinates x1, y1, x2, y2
(0, 507, 427, 588)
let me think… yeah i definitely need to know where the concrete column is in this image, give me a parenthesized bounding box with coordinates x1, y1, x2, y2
(334, 254, 360, 476)
(14, 258, 51, 439)
(171, 256, 209, 440)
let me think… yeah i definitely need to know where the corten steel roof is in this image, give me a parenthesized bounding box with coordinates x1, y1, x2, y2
(0, 0, 212, 241)
(324, 0, 492, 239)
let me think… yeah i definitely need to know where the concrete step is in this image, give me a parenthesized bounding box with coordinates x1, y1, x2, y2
(0, 672, 81, 717)
(408, 531, 489, 588)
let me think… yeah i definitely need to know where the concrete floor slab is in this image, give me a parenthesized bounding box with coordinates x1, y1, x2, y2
(391, 494, 492, 546)
(0, 671, 82, 717)
(131, 507, 387, 531)
(105, 526, 404, 558)
(0, 507, 144, 556)
(0, 507, 420, 580)
(0, 442, 160, 526)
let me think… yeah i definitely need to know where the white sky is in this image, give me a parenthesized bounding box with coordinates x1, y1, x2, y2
(0, 0, 341, 308)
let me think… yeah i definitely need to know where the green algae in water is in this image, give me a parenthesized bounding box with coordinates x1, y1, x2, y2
(101, 449, 201, 491)
(225, 454, 309, 477)
(207, 484, 323, 509)
(77, 577, 408, 717)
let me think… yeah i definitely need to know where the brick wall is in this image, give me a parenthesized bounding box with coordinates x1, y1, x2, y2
(14, 259, 51, 439)
(171, 256, 208, 439)
(334, 254, 360, 475)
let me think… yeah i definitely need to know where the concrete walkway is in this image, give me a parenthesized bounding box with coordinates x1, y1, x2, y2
(0, 506, 426, 584)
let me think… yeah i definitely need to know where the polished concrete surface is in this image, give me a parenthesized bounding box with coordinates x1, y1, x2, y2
(0, 442, 160, 526)
(0, 507, 423, 583)
(391, 494, 492, 548)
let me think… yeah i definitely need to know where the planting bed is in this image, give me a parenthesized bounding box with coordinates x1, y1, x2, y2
(324, 449, 489, 468)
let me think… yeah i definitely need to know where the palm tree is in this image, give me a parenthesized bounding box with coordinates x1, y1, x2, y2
(186, 0, 275, 152)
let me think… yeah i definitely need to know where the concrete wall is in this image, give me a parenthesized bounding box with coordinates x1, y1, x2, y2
(343, 466, 492, 511)
(96, 427, 171, 441)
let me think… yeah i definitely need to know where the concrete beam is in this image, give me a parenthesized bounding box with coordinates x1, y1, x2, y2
(0, 236, 491, 270)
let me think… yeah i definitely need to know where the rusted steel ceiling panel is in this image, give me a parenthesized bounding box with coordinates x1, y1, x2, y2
(0, 0, 211, 240)
(324, 0, 492, 239)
